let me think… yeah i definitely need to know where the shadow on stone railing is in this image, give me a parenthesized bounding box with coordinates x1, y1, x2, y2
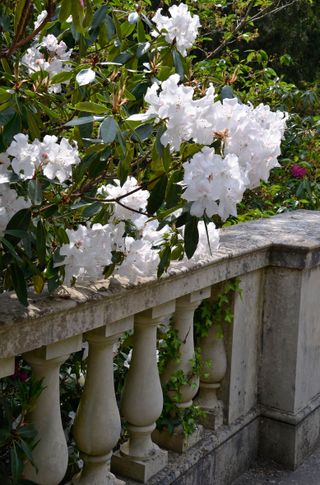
(1, 210, 320, 484)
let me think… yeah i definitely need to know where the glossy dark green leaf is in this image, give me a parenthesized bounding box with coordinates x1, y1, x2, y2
(51, 70, 74, 84)
(147, 175, 168, 214)
(91, 5, 107, 30)
(184, 217, 199, 259)
(100, 116, 119, 143)
(28, 179, 42, 205)
(5, 209, 31, 245)
(36, 220, 46, 266)
(166, 171, 182, 208)
(157, 246, 171, 277)
(82, 202, 103, 217)
(75, 102, 107, 114)
(172, 49, 184, 79)
(11, 264, 28, 306)
(132, 124, 153, 142)
(221, 85, 235, 100)
(59, 0, 72, 23)
(3, 113, 21, 148)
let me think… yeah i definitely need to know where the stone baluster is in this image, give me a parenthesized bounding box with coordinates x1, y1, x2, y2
(73, 317, 133, 485)
(162, 288, 211, 408)
(0, 357, 15, 378)
(153, 288, 211, 452)
(196, 284, 228, 429)
(23, 335, 82, 485)
(112, 301, 175, 483)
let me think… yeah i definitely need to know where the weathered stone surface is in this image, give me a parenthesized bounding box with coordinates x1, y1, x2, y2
(152, 425, 203, 453)
(2, 210, 320, 359)
(112, 447, 168, 483)
(223, 270, 263, 424)
(122, 409, 260, 485)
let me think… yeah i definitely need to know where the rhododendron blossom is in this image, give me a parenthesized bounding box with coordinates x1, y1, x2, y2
(5, 134, 80, 182)
(152, 3, 201, 56)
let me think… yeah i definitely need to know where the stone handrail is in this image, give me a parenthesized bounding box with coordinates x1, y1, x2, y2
(1, 210, 320, 484)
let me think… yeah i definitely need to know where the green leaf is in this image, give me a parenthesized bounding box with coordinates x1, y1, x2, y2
(137, 19, 146, 43)
(147, 175, 168, 214)
(26, 111, 40, 139)
(75, 102, 107, 114)
(82, 202, 103, 217)
(11, 263, 28, 306)
(36, 220, 46, 266)
(3, 113, 21, 147)
(166, 171, 182, 208)
(0, 237, 23, 263)
(91, 5, 107, 30)
(172, 49, 184, 79)
(132, 124, 153, 142)
(10, 445, 23, 482)
(59, 0, 72, 23)
(100, 116, 119, 143)
(28, 179, 42, 205)
(71, 0, 85, 33)
(5, 209, 31, 245)
(65, 115, 104, 126)
(157, 246, 171, 278)
(14, 0, 27, 32)
(221, 85, 235, 100)
(51, 70, 74, 84)
(184, 217, 199, 259)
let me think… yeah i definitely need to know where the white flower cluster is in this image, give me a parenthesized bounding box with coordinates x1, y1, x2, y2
(60, 177, 164, 285)
(152, 3, 201, 56)
(144, 74, 287, 220)
(0, 184, 31, 236)
(21, 15, 72, 93)
(5, 134, 80, 182)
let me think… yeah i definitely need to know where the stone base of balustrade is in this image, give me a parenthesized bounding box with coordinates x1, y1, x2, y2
(120, 408, 259, 485)
(259, 392, 320, 470)
(152, 424, 203, 453)
(111, 444, 168, 483)
(198, 401, 224, 430)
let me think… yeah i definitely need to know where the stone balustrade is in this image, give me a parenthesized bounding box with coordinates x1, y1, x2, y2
(1, 210, 320, 484)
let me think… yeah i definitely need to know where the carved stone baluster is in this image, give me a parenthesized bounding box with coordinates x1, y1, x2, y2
(112, 301, 175, 483)
(196, 284, 228, 429)
(73, 317, 133, 485)
(153, 288, 211, 452)
(23, 335, 82, 485)
(0, 357, 15, 378)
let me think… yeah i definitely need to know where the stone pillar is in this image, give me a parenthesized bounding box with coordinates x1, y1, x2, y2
(0, 357, 15, 378)
(260, 264, 320, 469)
(112, 301, 175, 483)
(23, 335, 82, 485)
(72, 317, 133, 485)
(154, 288, 211, 452)
(197, 319, 227, 430)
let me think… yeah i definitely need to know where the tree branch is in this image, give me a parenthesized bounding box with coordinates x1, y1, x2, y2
(1, 0, 56, 58)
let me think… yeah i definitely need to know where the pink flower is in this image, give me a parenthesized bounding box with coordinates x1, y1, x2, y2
(291, 164, 308, 179)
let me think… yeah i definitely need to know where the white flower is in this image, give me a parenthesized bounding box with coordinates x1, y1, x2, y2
(145, 74, 194, 151)
(98, 177, 149, 229)
(59, 224, 114, 285)
(0, 153, 11, 183)
(21, 34, 72, 92)
(182, 147, 247, 220)
(76, 68, 96, 86)
(6, 134, 80, 183)
(39, 136, 80, 182)
(34, 10, 48, 30)
(152, 3, 201, 56)
(6, 134, 39, 180)
(128, 12, 140, 24)
(0, 185, 31, 236)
